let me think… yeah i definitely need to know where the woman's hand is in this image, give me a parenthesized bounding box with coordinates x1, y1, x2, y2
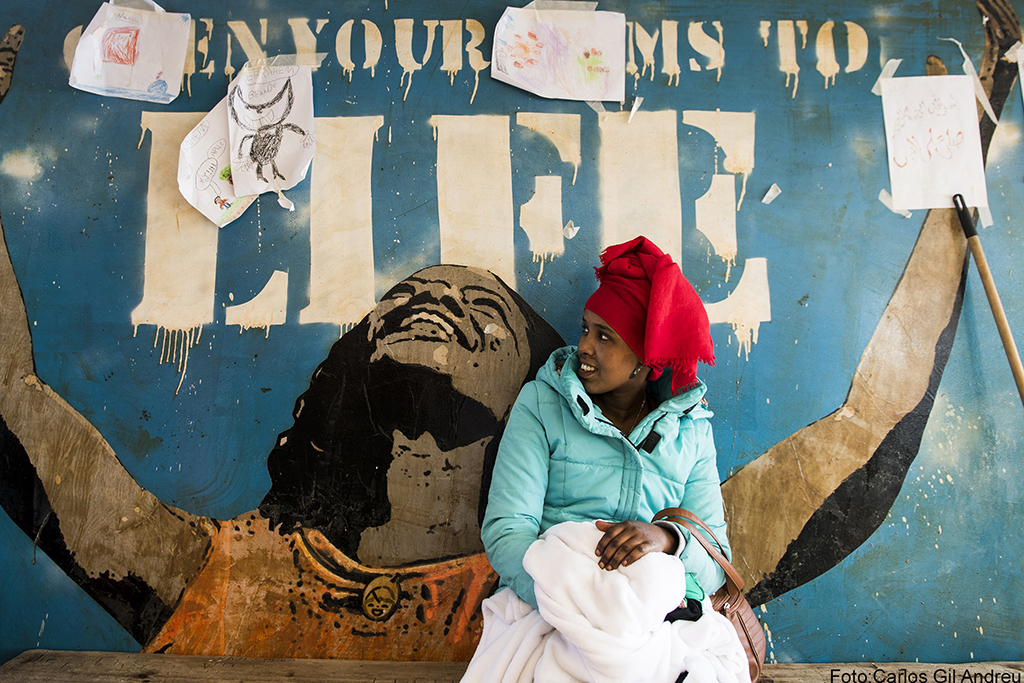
(594, 520, 678, 570)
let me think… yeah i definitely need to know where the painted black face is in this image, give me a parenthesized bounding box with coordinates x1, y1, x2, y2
(260, 266, 564, 562)
(366, 266, 530, 421)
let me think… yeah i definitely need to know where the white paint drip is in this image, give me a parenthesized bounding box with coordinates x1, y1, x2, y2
(198, 19, 215, 79)
(143, 324, 202, 396)
(682, 110, 755, 210)
(759, 21, 770, 48)
(225, 34, 234, 80)
(516, 112, 582, 185)
(778, 20, 800, 98)
(394, 19, 423, 101)
(363, 20, 382, 78)
(815, 21, 840, 88)
(688, 21, 725, 82)
(520, 176, 565, 277)
(705, 257, 771, 358)
(134, 113, 219, 363)
(626, 22, 639, 86)
(336, 20, 356, 80)
(661, 21, 681, 86)
(440, 20, 464, 86)
(634, 22, 660, 82)
(225, 269, 289, 335)
(465, 19, 490, 104)
(694, 174, 738, 278)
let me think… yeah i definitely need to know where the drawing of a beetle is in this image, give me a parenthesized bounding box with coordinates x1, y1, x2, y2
(229, 77, 307, 183)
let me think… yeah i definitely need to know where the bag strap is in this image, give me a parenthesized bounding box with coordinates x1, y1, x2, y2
(652, 507, 745, 592)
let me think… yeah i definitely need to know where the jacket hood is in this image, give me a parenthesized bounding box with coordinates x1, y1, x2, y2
(536, 346, 712, 436)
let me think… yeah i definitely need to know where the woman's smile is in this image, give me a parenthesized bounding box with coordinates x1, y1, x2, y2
(574, 309, 646, 398)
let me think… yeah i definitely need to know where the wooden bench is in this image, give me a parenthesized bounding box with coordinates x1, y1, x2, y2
(1, 651, 1022, 683)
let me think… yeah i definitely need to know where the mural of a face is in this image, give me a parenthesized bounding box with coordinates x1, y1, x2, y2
(366, 266, 532, 421)
(259, 264, 564, 566)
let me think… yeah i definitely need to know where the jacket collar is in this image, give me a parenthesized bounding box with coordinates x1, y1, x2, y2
(537, 347, 712, 435)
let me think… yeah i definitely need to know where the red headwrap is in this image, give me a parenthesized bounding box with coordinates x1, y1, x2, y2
(584, 236, 715, 394)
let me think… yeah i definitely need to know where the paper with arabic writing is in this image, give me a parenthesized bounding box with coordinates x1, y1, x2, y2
(490, 5, 625, 102)
(880, 75, 988, 211)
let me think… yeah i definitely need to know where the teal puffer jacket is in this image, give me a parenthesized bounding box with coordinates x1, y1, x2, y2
(482, 346, 730, 610)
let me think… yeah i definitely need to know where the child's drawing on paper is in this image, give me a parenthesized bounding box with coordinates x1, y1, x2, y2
(102, 27, 140, 66)
(178, 99, 257, 228)
(226, 64, 316, 198)
(230, 78, 307, 184)
(491, 7, 625, 102)
(575, 46, 611, 88)
(68, 3, 190, 104)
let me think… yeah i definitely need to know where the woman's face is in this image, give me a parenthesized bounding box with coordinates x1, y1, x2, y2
(576, 308, 645, 396)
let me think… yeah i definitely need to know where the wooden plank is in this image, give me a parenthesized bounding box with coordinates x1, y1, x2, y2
(0, 651, 469, 683)
(3, 652, 1024, 683)
(762, 663, 1024, 683)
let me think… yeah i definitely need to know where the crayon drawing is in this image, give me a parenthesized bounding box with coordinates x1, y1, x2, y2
(491, 7, 625, 102)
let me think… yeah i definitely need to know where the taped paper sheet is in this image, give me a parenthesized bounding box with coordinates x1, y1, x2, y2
(69, 1, 191, 103)
(491, 4, 626, 102)
(1007, 41, 1024, 121)
(880, 75, 989, 212)
(228, 62, 316, 199)
(939, 37, 998, 124)
(177, 99, 257, 227)
(878, 189, 912, 218)
(178, 59, 316, 227)
(870, 58, 902, 96)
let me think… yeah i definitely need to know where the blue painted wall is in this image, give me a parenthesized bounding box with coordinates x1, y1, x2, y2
(1, 0, 1022, 665)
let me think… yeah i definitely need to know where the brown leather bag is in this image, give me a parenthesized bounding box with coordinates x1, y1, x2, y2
(653, 508, 766, 683)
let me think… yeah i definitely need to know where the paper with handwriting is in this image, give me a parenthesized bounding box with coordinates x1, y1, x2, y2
(880, 75, 988, 211)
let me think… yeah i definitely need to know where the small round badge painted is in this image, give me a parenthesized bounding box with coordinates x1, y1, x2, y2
(362, 576, 400, 621)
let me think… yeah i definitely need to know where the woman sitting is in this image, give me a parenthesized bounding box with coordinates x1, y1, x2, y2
(468, 236, 746, 683)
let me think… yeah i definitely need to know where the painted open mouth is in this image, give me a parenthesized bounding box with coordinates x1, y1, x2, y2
(378, 306, 476, 351)
(401, 311, 455, 340)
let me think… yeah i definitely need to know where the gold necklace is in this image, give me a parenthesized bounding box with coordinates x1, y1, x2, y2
(625, 394, 647, 435)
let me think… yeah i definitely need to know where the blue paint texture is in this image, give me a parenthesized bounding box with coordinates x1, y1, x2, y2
(0, 0, 1022, 664)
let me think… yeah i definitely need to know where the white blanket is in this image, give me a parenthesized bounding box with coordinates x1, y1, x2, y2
(462, 521, 750, 683)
